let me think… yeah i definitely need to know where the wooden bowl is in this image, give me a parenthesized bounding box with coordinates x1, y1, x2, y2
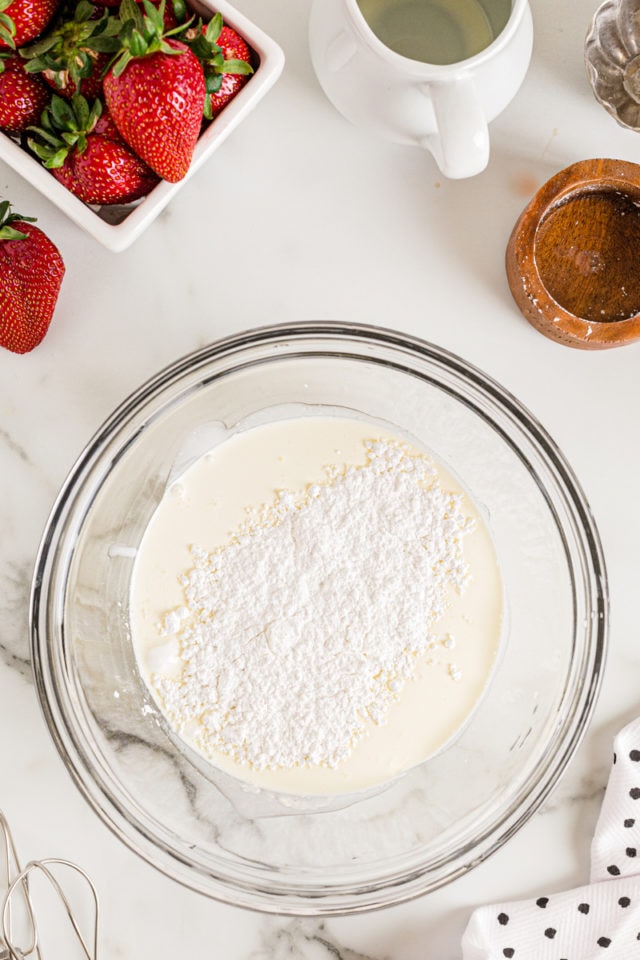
(506, 158, 640, 349)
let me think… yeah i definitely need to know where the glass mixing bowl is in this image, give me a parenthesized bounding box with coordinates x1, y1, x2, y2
(31, 323, 608, 915)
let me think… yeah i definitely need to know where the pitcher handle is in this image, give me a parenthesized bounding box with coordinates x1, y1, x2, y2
(421, 77, 490, 179)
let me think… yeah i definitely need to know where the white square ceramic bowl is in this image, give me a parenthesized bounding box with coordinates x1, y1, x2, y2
(0, 0, 284, 252)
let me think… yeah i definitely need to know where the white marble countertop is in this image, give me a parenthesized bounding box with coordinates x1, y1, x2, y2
(2, 0, 640, 955)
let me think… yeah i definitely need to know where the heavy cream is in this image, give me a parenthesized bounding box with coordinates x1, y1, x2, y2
(130, 416, 503, 795)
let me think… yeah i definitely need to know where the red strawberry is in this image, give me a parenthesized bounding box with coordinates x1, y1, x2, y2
(0, 200, 64, 354)
(103, 0, 205, 182)
(52, 132, 159, 202)
(189, 16, 252, 120)
(28, 93, 159, 204)
(0, 53, 49, 131)
(0, 0, 60, 49)
(93, 105, 123, 140)
(20, 0, 121, 100)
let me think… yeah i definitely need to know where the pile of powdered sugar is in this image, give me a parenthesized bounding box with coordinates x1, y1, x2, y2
(153, 440, 474, 771)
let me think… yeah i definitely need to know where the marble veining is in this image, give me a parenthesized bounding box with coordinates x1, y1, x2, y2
(0, 427, 32, 465)
(0, 561, 34, 679)
(250, 920, 384, 960)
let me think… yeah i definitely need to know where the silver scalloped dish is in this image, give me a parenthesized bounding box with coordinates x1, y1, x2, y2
(585, 0, 640, 129)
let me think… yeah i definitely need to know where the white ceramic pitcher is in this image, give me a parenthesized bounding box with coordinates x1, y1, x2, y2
(309, 0, 533, 179)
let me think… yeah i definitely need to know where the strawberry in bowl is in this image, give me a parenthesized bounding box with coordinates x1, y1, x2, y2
(0, 0, 61, 49)
(28, 93, 159, 204)
(20, 0, 121, 99)
(103, 0, 206, 182)
(0, 54, 50, 131)
(185, 11, 253, 119)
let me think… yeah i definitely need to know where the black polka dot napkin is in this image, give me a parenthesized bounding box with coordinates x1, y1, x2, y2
(591, 725, 640, 884)
(462, 718, 640, 958)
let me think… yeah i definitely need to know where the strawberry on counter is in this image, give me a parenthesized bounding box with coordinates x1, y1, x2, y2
(0, 200, 65, 354)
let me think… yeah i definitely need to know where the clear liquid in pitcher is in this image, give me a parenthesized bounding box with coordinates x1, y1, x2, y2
(356, 0, 511, 64)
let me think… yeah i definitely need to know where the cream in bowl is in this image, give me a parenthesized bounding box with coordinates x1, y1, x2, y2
(130, 415, 504, 796)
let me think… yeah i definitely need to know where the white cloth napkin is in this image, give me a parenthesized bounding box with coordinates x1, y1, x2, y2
(462, 717, 640, 959)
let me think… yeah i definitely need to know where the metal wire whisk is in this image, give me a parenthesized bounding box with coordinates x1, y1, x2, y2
(0, 812, 98, 959)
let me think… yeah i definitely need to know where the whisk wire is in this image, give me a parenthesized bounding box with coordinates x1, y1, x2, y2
(0, 814, 39, 960)
(0, 814, 98, 960)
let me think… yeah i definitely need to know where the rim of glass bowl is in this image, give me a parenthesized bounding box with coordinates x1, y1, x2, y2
(30, 321, 608, 916)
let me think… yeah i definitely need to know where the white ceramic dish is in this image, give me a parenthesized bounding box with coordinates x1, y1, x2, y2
(0, 0, 284, 252)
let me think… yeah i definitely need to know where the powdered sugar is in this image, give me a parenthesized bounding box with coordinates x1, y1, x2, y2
(152, 439, 475, 771)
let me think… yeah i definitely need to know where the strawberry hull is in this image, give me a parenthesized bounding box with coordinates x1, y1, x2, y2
(0, 0, 284, 251)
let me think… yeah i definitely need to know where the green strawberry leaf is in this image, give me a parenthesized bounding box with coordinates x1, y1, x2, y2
(95, 15, 122, 37)
(74, 0, 95, 22)
(205, 73, 222, 94)
(0, 225, 28, 241)
(187, 31, 219, 61)
(221, 57, 253, 76)
(29, 126, 59, 147)
(204, 12, 222, 44)
(47, 147, 70, 167)
(23, 56, 49, 72)
(29, 140, 70, 168)
(89, 34, 122, 53)
(0, 201, 36, 241)
(140, 0, 163, 35)
(128, 28, 148, 57)
(69, 52, 93, 81)
(20, 33, 59, 57)
(109, 51, 130, 76)
(170, 0, 187, 24)
(50, 95, 77, 128)
(0, 12, 16, 48)
(119, 0, 142, 28)
(76, 95, 91, 127)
